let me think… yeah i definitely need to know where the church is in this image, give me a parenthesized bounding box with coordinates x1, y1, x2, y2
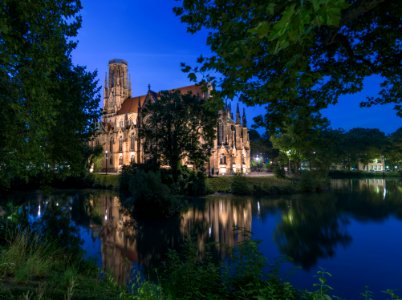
(90, 59, 251, 175)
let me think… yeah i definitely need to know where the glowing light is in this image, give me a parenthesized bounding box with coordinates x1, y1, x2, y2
(104, 209, 108, 221)
(208, 226, 212, 237)
(257, 201, 260, 213)
(37, 205, 41, 217)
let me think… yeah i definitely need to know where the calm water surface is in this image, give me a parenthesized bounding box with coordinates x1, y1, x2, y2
(4, 179, 402, 299)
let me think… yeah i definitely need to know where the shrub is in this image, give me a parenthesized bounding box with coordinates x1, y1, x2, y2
(231, 175, 251, 195)
(124, 169, 180, 218)
(299, 171, 329, 192)
(273, 165, 286, 178)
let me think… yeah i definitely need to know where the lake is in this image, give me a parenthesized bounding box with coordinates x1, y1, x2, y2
(4, 178, 402, 299)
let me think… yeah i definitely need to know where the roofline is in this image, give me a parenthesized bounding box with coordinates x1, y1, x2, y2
(109, 59, 128, 65)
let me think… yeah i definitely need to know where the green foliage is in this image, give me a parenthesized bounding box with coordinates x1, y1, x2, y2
(141, 90, 217, 177)
(299, 171, 329, 192)
(92, 174, 120, 189)
(162, 241, 224, 299)
(0, 230, 133, 299)
(207, 176, 297, 195)
(273, 165, 286, 178)
(0, 0, 100, 190)
(160, 238, 297, 300)
(231, 175, 252, 195)
(172, 166, 207, 196)
(120, 163, 210, 217)
(175, 0, 401, 131)
(122, 167, 179, 218)
(205, 176, 233, 193)
(303, 268, 334, 300)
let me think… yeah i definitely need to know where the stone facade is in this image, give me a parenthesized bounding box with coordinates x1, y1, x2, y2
(90, 59, 251, 175)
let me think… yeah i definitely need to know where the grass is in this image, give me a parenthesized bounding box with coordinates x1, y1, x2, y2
(91, 173, 120, 190)
(205, 175, 322, 195)
(0, 230, 130, 299)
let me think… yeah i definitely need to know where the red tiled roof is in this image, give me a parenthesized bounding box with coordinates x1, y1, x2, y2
(116, 84, 206, 115)
(170, 84, 205, 96)
(116, 95, 146, 115)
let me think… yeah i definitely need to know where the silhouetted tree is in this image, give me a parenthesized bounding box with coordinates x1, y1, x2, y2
(140, 90, 217, 179)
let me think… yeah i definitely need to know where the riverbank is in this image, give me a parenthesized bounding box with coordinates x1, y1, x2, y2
(1, 228, 399, 300)
(0, 228, 130, 299)
(206, 173, 328, 195)
(91, 172, 328, 195)
(329, 170, 402, 179)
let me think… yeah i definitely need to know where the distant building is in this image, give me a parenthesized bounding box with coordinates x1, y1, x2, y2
(358, 157, 385, 172)
(90, 59, 251, 175)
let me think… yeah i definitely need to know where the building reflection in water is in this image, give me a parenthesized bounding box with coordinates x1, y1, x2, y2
(89, 194, 136, 285)
(89, 194, 253, 284)
(180, 197, 252, 257)
(331, 178, 387, 199)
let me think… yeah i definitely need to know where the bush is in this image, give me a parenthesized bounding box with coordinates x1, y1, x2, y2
(298, 171, 329, 192)
(123, 169, 180, 218)
(231, 175, 251, 195)
(170, 166, 207, 196)
(273, 165, 286, 178)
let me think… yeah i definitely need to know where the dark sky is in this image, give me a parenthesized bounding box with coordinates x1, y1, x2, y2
(71, 0, 400, 134)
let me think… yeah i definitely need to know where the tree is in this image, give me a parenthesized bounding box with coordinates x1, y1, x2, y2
(384, 127, 402, 168)
(343, 128, 387, 168)
(0, 0, 100, 188)
(248, 129, 276, 171)
(267, 106, 330, 173)
(140, 90, 217, 178)
(175, 0, 401, 133)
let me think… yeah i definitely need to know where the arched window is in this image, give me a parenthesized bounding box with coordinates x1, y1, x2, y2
(119, 136, 123, 152)
(110, 156, 113, 165)
(130, 134, 135, 151)
(242, 154, 245, 164)
(119, 155, 123, 165)
(110, 138, 113, 153)
(131, 154, 135, 163)
(220, 154, 226, 165)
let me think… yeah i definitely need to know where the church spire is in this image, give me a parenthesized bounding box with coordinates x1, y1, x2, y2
(236, 103, 240, 124)
(242, 107, 247, 127)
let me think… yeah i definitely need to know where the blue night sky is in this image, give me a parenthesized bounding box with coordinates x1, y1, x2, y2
(72, 0, 400, 134)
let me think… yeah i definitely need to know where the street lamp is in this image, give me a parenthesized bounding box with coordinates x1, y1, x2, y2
(105, 150, 108, 175)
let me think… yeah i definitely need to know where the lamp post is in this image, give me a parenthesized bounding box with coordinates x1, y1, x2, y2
(105, 150, 108, 175)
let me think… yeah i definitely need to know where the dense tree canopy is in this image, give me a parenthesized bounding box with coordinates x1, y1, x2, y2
(269, 125, 401, 172)
(175, 0, 401, 132)
(140, 91, 217, 177)
(0, 0, 101, 188)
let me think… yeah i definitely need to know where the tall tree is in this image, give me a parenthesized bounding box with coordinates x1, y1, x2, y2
(175, 0, 401, 132)
(343, 128, 387, 167)
(386, 127, 402, 167)
(0, 0, 100, 188)
(140, 90, 217, 178)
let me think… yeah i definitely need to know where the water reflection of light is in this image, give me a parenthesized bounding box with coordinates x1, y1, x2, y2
(283, 210, 294, 225)
(383, 186, 387, 200)
(257, 201, 260, 213)
(56, 202, 59, 206)
(105, 208, 108, 221)
(37, 204, 41, 217)
(208, 226, 212, 237)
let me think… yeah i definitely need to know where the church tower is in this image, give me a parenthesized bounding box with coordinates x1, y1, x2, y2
(104, 59, 131, 115)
